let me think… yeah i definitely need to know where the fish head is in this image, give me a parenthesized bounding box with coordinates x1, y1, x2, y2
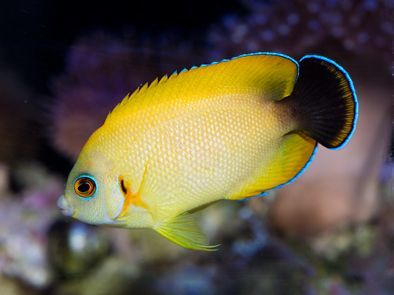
(58, 147, 125, 225)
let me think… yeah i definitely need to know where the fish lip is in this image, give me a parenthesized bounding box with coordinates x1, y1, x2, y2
(57, 195, 74, 217)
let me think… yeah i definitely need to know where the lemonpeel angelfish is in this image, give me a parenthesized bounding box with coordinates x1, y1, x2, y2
(58, 52, 358, 250)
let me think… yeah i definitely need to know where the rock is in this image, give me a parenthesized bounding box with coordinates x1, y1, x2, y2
(47, 219, 110, 277)
(57, 257, 139, 295)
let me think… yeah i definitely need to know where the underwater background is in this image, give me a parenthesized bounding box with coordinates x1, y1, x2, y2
(0, 0, 392, 294)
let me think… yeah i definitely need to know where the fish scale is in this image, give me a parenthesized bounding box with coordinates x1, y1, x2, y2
(103, 95, 288, 220)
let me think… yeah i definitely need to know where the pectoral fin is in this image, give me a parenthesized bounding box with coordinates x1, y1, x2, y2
(154, 213, 219, 251)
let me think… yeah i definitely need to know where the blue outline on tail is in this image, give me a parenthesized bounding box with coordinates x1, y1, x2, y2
(300, 55, 359, 150)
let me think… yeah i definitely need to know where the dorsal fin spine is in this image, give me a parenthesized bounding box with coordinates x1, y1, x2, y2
(108, 51, 298, 120)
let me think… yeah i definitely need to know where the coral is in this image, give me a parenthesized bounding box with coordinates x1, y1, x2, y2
(208, 0, 392, 62)
(156, 264, 215, 295)
(0, 187, 60, 287)
(47, 219, 110, 277)
(0, 161, 112, 290)
(57, 257, 139, 295)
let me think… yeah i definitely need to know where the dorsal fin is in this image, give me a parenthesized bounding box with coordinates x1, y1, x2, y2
(106, 52, 299, 122)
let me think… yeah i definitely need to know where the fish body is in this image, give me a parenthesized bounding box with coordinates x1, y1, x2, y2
(58, 53, 358, 250)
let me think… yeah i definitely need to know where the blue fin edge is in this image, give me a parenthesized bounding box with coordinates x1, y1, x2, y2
(237, 191, 269, 202)
(299, 55, 359, 150)
(189, 52, 300, 80)
(271, 142, 318, 192)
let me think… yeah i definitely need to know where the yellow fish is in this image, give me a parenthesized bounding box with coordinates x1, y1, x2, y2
(58, 53, 358, 250)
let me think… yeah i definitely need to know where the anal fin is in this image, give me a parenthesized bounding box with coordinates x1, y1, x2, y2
(154, 213, 219, 251)
(228, 132, 317, 200)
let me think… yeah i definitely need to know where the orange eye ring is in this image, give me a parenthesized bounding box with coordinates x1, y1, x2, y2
(74, 176, 96, 198)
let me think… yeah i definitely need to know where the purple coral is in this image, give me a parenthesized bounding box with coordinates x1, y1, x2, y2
(208, 0, 392, 62)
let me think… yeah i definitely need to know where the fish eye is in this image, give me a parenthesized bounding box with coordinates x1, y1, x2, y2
(74, 176, 96, 198)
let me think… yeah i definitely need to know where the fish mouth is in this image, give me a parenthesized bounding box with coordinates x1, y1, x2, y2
(57, 195, 74, 217)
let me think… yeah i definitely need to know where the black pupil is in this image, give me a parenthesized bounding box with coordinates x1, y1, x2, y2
(78, 181, 91, 193)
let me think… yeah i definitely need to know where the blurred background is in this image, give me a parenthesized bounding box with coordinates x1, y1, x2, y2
(0, 0, 392, 294)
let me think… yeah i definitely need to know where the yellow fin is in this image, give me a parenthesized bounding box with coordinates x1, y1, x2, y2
(154, 213, 219, 251)
(106, 53, 298, 121)
(228, 132, 317, 200)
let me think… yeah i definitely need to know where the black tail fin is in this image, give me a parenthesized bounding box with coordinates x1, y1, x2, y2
(283, 55, 358, 149)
